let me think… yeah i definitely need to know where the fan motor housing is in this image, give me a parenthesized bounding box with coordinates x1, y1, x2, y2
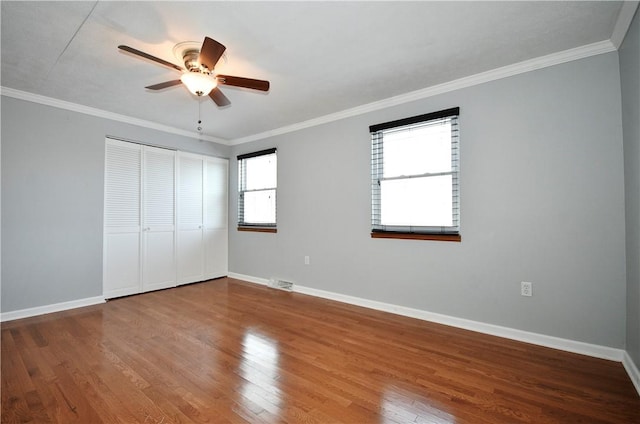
(182, 49, 203, 72)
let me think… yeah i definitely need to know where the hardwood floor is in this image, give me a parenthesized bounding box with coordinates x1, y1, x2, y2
(2, 278, 639, 423)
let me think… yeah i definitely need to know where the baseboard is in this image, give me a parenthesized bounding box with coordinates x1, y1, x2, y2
(0, 296, 105, 322)
(228, 272, 270, 286)
(295, 284, 624, 362)
(623, 351, 640, 396)
(228, 272, 624, 362)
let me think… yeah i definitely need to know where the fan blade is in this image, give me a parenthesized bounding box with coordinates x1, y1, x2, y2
(118, 45, 184, 72)
(199, 37, 226, 71)
(217, 75, 270, 91)
(209, 87, 231, 107)
(146, 80, 182, 90)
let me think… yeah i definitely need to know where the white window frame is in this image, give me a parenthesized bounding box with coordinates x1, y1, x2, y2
(237, 148, 277, 231)
(370, 107, 460, 241)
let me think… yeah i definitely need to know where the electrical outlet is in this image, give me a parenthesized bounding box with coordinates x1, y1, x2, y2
(521, 281, 532, 297)
(304, 256, 310, 265)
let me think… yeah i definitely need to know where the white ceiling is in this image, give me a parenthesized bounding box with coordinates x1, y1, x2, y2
(0, 1, 633, 145)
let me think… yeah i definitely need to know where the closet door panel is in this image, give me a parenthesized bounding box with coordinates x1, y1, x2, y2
(177, 230, 204, 284)
(142, 146, 176, 292)
(177, 154, 205, 284)
(205, 228, 227, 278)
(103, 140, 142, 298)
(104, 232, 140, 297)
(204, 157, 228, 279)
(142, 231, 175, 291)
(205, 158, 228, 229)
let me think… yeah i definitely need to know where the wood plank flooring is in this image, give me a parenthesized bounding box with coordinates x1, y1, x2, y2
(2, 278, 639, 423)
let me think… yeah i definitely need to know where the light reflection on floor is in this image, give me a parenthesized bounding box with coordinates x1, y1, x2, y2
(238, 330, 283, 418)
(381, 385, 457, 424)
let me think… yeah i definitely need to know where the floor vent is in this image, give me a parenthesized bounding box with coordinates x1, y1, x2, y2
(268, 278, 294, 292)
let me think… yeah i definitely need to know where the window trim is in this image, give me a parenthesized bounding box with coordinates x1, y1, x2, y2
(371, 231, 461, 242)
(238, 226, 277, 233)
(237, 148, 277, 232)
(370, 107, 460, 241)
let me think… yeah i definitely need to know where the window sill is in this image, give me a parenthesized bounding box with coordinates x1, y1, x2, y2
(371, 232, 461, 242)
(238, 226, 277, 233)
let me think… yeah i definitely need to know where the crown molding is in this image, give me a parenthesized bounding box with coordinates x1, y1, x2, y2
(229, 40, 616, 146)
(611, 1, 639, 48)
(1, 32, 623, 148)
(0, 86, 230, 145)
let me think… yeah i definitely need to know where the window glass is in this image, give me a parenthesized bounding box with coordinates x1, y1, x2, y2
(243, 189, 276, 224)
(380, 176, 453, 227)
(383, 122, 452, 177)
(244, 154, 277, 191)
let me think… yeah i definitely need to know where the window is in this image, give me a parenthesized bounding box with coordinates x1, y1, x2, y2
(370, 107, 460, 241)
(238, 148, 277, 232)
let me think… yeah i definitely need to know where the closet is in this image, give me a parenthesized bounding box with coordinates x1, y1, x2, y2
(103, 139, 228, 299)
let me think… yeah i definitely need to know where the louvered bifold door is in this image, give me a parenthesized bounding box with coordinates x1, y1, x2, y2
(204, 157, 229, 279)
(142, 146, 177, 292)
(177, 153, 205, 285)
(103, 140, 142, 298)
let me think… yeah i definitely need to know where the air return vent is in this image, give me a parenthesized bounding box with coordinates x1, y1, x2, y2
(268, 278, 294, 292)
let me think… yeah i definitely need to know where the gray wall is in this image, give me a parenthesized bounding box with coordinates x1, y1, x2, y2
(621, 10, 640, 366)
(1, 96, 230, 312)
(1, 49, 631, 352)
(229, 52, 627, 348)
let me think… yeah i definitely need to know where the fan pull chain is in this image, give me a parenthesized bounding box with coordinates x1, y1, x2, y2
(197, 98, 203, 133)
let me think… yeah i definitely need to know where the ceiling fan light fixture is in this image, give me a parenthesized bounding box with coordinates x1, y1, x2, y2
(119, 36, 268, 107)
(180, 71, 218, 96)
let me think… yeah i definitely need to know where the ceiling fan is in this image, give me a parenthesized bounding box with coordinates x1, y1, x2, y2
(118, 37, 269, 107)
